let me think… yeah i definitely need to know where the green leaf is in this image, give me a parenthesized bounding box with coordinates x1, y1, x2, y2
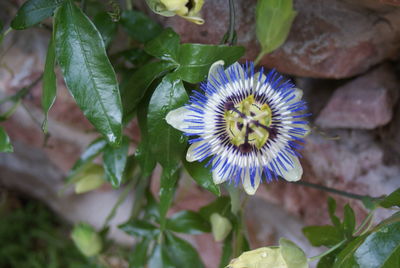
(333, 212, 400, 268)
(147, 74, 188, 170)
(92, 11, 117, 48)
(67, 138, 107, 181)
(174, 44, 245, 83)
(317, 248, 343, 268)
(149, 244, 176, 268)
(165, 233, 205, 268)
(255, 0, 297, 55)
(0, 126, 13, 152)
(302, 225, 344, 247)
(129, 238, 150, 268)
(380, 188, 400, 208)
(183, 159, 220, 196)
(121, 61, 176, 120)
(199, 196, 231, 220)
(159, 168, 179, 226)
(41, 37, 57, 133)
(328, 197, 341, 228)
(119, 220, 159, 238)
(144, 28, 180, 61)
(135, 141, 156, 177)
(166, 210, 211, 234)
(54, 0, 122, 145)
(218, 233, 233, 268)
(103, 136, 129, 187)
(120, 10, 162, 43)
(135, 95, 156, 177)
(11, 0, 63, 30)
(342, 204, 356, 238)
(279, 238, 308, 268)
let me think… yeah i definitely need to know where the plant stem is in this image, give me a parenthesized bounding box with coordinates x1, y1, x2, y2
(221, 0, 236, 45)
(353, 211, 374, 235)
(292, 180, 376, 201)
(102, 178, 136, 228)
(254, 51, 266, 66)
(81, 0, 86, 12)
(126, 0, 132, 10)
(308, 239, 347, 262)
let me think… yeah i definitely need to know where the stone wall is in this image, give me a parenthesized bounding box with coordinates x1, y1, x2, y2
(1, 1, 400, 267)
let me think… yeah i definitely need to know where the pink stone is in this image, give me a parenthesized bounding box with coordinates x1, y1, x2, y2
(137, 0, 400, 78)
(316, 64, 399, 129)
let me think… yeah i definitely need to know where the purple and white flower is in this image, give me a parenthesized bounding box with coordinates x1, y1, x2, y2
(166, 61, 310, 195)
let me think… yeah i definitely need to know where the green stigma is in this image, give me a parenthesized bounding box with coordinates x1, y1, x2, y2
(224, 95, 272, 151)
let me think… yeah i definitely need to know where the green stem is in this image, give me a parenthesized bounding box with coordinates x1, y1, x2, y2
(81, 0, 86, 12)
(292, 180, 376, 201)
(308, 239, 347, 262)
(254, 51, 266, 66)
(102, 178, 136, 228)
(126, 0, 132, 10)
(220, 0, 236, 45)
(353, 211, 374, 235)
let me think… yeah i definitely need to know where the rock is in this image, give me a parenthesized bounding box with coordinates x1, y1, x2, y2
(380, 102, 400, 163)
(139, 0, 400, 78)
(316, 64, 399, 129)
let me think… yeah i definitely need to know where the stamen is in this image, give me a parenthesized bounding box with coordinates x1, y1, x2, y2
(224, 94, 273, 151)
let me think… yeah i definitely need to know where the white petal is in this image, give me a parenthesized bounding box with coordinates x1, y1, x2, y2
(243, 170, 261, 195)
(208, 60, 225, 80)
(280, 155, 303, 182)
(212, 161, 228, 184)
(186, 140, 208, 162)
(289, 123, 311, 138)
(165, 106, 190, 132)
(287, 88, 303, 105)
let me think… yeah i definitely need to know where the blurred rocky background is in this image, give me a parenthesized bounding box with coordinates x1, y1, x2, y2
(1, 0, 400, 267)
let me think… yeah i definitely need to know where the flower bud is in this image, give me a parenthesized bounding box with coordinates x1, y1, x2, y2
(72, 164, 105, 194)
(146, 0, 204, 24)
(227, 239, 308, 268)
(71, 223, 102, 257)
(210, 213, 232, 242)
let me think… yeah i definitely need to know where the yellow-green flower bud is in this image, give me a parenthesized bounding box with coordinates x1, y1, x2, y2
(146, 0, 204, 24)
(210, 213, 232, 242)
(227, 239, 308, 268)
(71, 164, 105, 194)
(71, 223, 102, 257)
